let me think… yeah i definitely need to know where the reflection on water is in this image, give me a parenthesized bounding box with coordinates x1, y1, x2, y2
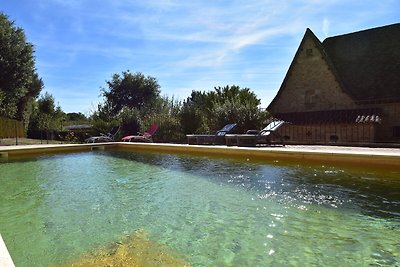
(111, 150, 400, 220)
(0, 150, 399, 266)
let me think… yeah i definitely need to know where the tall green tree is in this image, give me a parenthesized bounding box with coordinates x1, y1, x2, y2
(180, 91, 211, 134)
(101, 70, 161, 115)
(0, 13, 42, 121)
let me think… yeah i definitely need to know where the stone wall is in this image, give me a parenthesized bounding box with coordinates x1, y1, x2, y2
(363, 102, 400, 142)
(276, 123, 377, 144)
(269, 34, 355, 114)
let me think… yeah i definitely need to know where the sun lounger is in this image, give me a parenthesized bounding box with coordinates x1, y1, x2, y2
(121, 123, 158, 142)
(225, 120, 285, 147)
(187, 123, 237, 145)
(85, 126, 120, 143)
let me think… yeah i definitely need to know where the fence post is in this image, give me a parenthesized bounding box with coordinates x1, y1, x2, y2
(15, 120, 18, 145)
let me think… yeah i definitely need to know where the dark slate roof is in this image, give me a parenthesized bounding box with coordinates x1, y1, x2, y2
(322, 23, 400, 102)
(275, 108, 382, 124)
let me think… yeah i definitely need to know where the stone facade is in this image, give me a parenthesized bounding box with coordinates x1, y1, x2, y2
(367, 103, 400, 142)
(270, 33, 355, 114)
(268, 25, 400, 144)
(277, 123, 377, 144)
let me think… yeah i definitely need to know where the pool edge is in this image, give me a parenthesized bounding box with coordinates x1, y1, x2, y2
(115, 143, 400, 170)
(1, 142, 400, 170)
(0, 234, 15, 267)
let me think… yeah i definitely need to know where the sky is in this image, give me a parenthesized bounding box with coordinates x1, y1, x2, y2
(1, 0, 399, 114)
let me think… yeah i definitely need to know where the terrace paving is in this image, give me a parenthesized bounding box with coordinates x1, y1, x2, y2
(0, 142, 400, 157)
(1, 142, 400, 156)
(0, 143, 399, 169)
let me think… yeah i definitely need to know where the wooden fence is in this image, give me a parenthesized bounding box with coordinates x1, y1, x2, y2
(0, 117, 25, 138)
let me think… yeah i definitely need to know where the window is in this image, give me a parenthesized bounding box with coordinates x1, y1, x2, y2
(305, 89, 317, 108)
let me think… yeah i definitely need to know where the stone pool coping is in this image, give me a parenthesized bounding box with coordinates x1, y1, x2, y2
(1, 142, 400, 264)
(0, 234, 15, 267)
(1, 142, 400, 169)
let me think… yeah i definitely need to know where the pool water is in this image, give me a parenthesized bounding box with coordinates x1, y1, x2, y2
(0, 151, 399, 266)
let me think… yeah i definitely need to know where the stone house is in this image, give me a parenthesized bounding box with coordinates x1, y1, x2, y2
(267, 23, 400, 145)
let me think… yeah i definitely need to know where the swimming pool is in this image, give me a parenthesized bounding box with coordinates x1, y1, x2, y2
(0, 149, 399, 266)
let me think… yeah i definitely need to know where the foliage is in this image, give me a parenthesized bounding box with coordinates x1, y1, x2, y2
(145, 96, 183, 142)
(179, 85, 268, 134)
(101, 70, 161, 116)
(89, 102, 119, 135)
(213, 85, 260, 107)
(28, 92, 65, 139)
(118, 107, 142, 136)
(91, 69, 270, 142)
(212, 98, 268, 133)
(0, 13, 42, 121)
(179, 91, 210, 134)
(66, 112, 87, 122)
(114, 96, 183, 142)
(89, 70, 163, 139)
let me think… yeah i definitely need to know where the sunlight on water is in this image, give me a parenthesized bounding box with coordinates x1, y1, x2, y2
(0, 151, 399, 266)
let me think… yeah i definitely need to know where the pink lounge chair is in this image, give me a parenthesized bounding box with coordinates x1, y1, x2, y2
(121, 124, 158, 142)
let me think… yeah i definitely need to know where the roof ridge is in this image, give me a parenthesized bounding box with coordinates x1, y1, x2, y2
(305, 30, 355, 98)
(323, 23, 400, 42)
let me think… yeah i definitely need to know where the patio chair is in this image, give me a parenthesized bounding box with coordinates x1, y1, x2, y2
(225, 120, 285, 147)
(85, 126, 120, 143)
(187, 123, 237, 145)
(121, 123, 158, 142)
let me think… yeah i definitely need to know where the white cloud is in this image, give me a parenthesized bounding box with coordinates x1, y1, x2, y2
(322, 18, 330, 37)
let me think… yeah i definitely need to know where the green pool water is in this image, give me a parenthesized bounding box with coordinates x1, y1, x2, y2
(0, 150, 399, 266)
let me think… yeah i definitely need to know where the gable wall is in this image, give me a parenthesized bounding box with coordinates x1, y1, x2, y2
(270, 36, 355, 114)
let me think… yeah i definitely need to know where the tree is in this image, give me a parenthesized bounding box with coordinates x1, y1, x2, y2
(0, 13, 42, 120)
(101, 70, 161, 115)
(211, 85, 264, 132)
(179, 85, 266, 134)
(179, 91, 211, 134)
(66, 112, 87, 122)
(213, 85, 260, 107)
(28, 92, 65, 141)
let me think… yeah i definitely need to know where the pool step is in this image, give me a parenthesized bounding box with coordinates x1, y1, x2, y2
(91, 146, 105, 151)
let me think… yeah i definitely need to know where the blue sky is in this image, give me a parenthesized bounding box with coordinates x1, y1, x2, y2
(1, 1, 399, 113)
